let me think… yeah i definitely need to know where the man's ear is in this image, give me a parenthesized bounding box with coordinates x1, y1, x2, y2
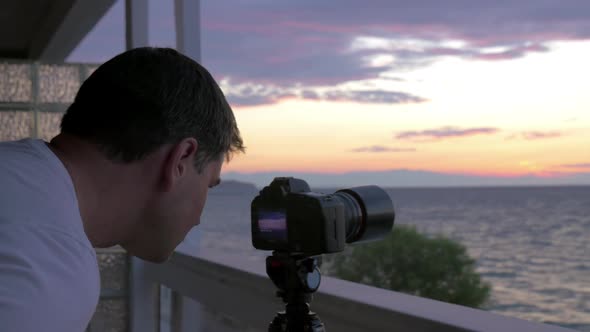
(161, 138, 198, 192)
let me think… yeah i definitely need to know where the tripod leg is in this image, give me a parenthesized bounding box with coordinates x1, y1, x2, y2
(268, 311, 287, 332)
(305, 312, 326, 332)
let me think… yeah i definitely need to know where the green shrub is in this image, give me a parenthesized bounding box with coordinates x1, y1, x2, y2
(323, 225, 491, 308)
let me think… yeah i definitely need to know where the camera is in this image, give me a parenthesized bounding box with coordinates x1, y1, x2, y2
(251, 177, 395, 256)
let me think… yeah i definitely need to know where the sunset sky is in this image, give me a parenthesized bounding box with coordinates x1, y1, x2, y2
(68, 0, 590, 186)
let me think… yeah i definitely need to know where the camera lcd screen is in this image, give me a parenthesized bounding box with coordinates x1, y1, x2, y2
(257, 209, 287, 242)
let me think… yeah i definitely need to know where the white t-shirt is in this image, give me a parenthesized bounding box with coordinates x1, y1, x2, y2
(0, 138, 100, 332)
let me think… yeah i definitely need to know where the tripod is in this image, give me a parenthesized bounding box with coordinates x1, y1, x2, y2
(266, 251, 326, 332)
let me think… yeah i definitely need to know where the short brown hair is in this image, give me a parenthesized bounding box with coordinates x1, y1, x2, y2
(61, 47, 244, 171)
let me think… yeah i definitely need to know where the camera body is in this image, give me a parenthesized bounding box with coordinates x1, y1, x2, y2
(251, 177, 395, 256)
(251, 177, 346, 255)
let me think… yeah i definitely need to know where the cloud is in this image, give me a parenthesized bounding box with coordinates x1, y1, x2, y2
(395, 126, 500, 141)
(350, 38, 551, 63)
(322, 90, 426, 104)
(221, 80, 426, 106)
(198, 1, 590, 86)
(219, 81, 296, 106)
(507, 131, 564, 140)
(471, 43, 551, 61)
(350, 145, 417, 153)
(68, 1, 590, 106)
(560, 163, 590, 168)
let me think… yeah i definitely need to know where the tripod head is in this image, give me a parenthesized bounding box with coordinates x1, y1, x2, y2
(266, 251, 325, 332)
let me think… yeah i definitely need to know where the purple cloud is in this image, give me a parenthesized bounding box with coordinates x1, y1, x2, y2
(322, 90, 426, 104)
(507, 131, 564, 140)
(561, 163, 590, 168)
(395, 126, 500, 140)
(473, 43, 551, 61)
(199, 1, 590, 83)
(198, 1, 590, 105)
(68, 1, 590, 106)
(223, 82, 426, 106)
(421, 43, 551, 61)
(351, 145, 417, 153)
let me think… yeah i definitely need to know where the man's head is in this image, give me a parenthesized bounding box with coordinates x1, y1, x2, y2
(59, 47, 244, 262)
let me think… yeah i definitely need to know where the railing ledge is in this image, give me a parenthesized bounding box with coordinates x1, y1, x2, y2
(135, 249, 575, 332)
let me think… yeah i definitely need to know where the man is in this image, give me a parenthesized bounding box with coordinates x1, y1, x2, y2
(0, 47, 245, 331)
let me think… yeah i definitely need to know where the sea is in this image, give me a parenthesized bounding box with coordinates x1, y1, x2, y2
(188, 184, 590, 331)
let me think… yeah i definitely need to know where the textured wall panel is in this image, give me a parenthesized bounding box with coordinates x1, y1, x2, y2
(0, 111, 33, 141)
(37, 111, 62, 141)
(88, 298, 128, 332)
(97, 249, 129, 291)
(38, 65, 80, 103)
(0, 64, 32, 102)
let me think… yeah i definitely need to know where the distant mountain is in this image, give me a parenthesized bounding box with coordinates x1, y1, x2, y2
(221, 169, 590, 188)
(210, 179, 259, 194)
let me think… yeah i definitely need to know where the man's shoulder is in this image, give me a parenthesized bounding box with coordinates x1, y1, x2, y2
(0, 222, 100, 301)
(0, 138, 40, 158)
(0, 221, 98, 269)
(0, 222, 100, 331)
(0, 138, 82, 230)
(0, 138, 58, 183)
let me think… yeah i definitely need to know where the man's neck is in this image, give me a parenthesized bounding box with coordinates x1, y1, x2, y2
(47, 133, 153, 248)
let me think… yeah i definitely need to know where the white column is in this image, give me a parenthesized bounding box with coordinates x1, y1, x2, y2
(126, 0, 149, 49)
(126, 2, 157, 332)
(174, 1, 205, 331)
(174, 0, 202, 257)
(174, 0, 201, 61)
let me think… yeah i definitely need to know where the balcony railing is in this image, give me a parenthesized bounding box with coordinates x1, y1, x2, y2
(129, 248, 576, 332)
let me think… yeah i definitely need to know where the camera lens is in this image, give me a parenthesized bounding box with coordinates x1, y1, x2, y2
(333, 186, 395, 244)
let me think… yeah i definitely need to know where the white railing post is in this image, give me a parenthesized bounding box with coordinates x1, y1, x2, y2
(129, 258, 160, 332)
